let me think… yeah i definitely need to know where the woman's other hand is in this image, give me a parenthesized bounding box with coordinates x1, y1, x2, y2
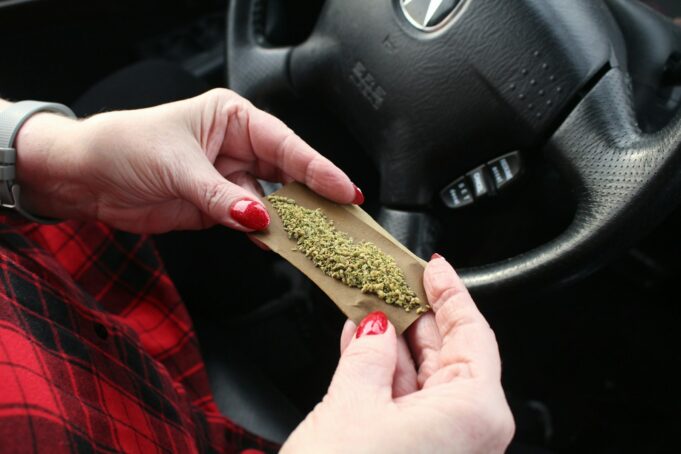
(282, 255, 514, 454)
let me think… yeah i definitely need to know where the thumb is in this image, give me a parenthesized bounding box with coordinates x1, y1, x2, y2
(180, 164, 270, 231)
(329, 311, 397, 397)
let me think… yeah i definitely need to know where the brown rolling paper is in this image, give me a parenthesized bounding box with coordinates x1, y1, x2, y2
(252, 182, 428, 334)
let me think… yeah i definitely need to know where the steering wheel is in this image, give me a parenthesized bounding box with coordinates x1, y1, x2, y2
(227, 0, 681, 296)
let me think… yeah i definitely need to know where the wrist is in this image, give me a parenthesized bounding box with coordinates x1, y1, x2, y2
(13, 110, 91, 219)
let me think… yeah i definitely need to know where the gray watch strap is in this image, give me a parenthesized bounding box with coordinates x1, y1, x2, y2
(0, 100, 76, 223)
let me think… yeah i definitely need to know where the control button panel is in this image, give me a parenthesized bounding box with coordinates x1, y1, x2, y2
(487, 152, 522, 191)
(440, 151, 523, 209)
(440, 176, 474, 209)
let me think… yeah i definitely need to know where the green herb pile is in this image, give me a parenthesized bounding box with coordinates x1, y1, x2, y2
(268, 195, 430, 314)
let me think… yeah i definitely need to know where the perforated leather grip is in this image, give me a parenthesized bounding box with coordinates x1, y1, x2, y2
(460, 69, 681, 295)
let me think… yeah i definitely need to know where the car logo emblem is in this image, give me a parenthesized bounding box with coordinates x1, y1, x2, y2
(400, 0, 463, 31)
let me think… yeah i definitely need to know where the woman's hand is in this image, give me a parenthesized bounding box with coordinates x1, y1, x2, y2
(282, 255, 515, 454)
(12, 89, 362, 233)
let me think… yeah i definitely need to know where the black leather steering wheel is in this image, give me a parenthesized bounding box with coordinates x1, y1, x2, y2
(227, 0, 681, 296)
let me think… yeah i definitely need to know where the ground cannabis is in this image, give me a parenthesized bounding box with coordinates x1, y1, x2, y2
(267, 195, 430, 314)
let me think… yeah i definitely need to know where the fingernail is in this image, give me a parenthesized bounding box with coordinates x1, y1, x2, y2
(356, 311, 388, 338)
(431, 253, 443, 260)
(230, 199, 270, 230)
(352, 184, 365, 205)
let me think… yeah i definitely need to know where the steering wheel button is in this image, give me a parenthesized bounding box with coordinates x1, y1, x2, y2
(490, 165, 505, 186)
(440, 177, 474, 209)
(487, 152, 522, 191)
(466, 166, 492, 198)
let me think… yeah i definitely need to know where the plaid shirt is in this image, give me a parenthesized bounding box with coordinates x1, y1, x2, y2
(0, 215, 278, 454)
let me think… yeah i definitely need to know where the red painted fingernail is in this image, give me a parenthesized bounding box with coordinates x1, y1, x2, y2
(431, 253, 443, 260)
(356, 311, 388, 338)
(353, 184, 365, 205)
(230, 199, 270, 231)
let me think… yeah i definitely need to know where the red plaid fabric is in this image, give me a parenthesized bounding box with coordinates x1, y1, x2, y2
(0, 214, 278, 454)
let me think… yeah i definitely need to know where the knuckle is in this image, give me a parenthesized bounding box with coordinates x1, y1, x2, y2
(231, 98, 252, 115)
(303, 155, 324, 187)
(205, 87, 237, 101)
(274, 130, 297, 167)
(342, 343, 385, 364)
(441, 362, 475, 380)
(203, 183, 227, 215)
(427, 279, 463, 311)
(426, 265, 457, 294)
(204, 88, 253, 117)
(435, 299, 477, 333)
(339, 343, 394, 377)
(434, 293, 491, 336)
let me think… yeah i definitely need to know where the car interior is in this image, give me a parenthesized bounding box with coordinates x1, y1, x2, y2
(1, 0, 680, 452)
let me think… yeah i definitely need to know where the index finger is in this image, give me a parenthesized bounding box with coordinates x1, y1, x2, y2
(224, 96, 358, 204)
(423, 256, 502, 384)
